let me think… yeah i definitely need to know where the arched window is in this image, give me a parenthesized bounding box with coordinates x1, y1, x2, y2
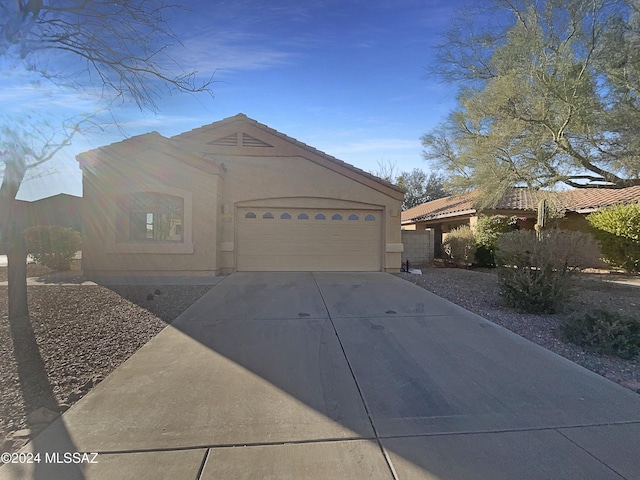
(331, 213, 343, 220)
(365, 214, 375, 221)
(244, 212, 256, 219)
(280, 213, 292, 219)
(348, 214, 359, 221)
(315, 213, 326, 220)
(298, 213, 309, 220)
(263, 212, 274, 219)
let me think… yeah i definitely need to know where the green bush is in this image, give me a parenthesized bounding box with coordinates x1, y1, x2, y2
(24, 225, 82, 271)
(560, 310, 640, 360)
(442, 225, 477, 266)
(474, 215, 527, 267)
(586, 203, 640, 273)
(495, 229, 601, 313)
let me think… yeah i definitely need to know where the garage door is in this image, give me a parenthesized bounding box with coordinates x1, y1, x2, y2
(237, 207, 382, 271)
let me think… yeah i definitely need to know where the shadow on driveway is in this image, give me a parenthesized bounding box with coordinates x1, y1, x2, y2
(2, 272, 640, 479)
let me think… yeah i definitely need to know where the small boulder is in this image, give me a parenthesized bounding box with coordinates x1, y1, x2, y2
(10, 429, 33, 439)
(27, 407, 59, 425)
(66, 390, 83, 404)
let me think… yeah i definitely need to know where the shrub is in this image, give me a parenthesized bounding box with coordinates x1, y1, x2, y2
(495, 229, 602, 313)
(442, 225, 476, 266)
(474, 215, 527, 267)
(586, 203, 640, 273)
(24, 225, 82, 271)
(560, 310, 640, 360)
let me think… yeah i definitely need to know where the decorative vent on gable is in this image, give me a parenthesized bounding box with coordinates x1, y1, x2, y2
(242, 133, 273, 148)
(207, 133, 238, 146)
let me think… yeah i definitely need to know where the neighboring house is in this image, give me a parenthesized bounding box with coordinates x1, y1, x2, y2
(1, 193, 82, 254)
(24, 194, 83, 232)
(77, 113, 405, 277)
(402, 186, 640, 258)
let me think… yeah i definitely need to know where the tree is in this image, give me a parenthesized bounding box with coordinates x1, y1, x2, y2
(0, 1, 213, 319)
(370, 161, 449, 210)
(396, 169, 449, 210)
(422, 0, 640, 205)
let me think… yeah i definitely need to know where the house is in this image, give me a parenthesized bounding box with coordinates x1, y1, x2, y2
(23, 194, 83, 232)
(402, 186, 640, 258)
(77, 113, 405, 277)
(1, 194, 82, 254)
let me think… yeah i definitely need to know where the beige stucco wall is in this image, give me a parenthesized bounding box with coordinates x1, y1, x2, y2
(80, 140, 222, 277)
(177, 120, 403, 273)
(80, 117, 403, 275)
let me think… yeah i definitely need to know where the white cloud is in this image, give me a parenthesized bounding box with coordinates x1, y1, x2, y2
(173, 31, 300, 75)
(328, 138, 419, 156)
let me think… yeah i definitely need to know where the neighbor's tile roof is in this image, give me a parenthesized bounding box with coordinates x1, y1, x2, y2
(493, 187, 538, 210)
(401, 190, 479, 223)
(402, 186, 640, 223)
(557, 185, 640, 212)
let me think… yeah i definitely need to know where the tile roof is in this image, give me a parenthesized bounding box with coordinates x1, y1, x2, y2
(401, 190, 478, 223)
(402, 186, 640, 223)
(557, 185, 640, 212)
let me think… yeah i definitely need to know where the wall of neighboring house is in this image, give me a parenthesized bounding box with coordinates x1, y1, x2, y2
(554, 212, 594, 232)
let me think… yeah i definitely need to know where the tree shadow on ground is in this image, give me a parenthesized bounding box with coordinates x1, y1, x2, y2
(7, 314, 86, 480)
(104, 285, 214, 324)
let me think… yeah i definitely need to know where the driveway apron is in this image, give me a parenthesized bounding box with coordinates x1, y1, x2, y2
(2, 272, 640, 480)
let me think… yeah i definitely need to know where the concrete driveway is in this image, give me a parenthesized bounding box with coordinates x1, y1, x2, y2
(2, 272, 640, 479)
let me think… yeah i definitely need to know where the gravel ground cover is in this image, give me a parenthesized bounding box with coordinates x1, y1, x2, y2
(0, 272, 212, 454)
(397, 268, 640, 393)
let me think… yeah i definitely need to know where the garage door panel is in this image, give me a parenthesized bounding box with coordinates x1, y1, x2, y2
(237, 208, 382, 271)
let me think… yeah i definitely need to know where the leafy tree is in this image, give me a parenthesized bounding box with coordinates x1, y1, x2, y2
(371, 161, 449, 210)
(423, 0, 640, 206)
(396, 169, 449, 210)
(0, 1, 213, 319)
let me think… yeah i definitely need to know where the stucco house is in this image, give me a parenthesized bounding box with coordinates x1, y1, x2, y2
(77, 114, 404, 277)
(402, 186, 640, 258)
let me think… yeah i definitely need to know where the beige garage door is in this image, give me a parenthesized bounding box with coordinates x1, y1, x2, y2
(237, 207, 382, 271)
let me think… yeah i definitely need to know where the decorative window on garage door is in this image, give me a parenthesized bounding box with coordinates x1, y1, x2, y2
(116, 192, 184, 242)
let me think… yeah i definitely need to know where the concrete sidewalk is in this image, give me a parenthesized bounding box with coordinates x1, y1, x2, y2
(1, 272, 639, 479)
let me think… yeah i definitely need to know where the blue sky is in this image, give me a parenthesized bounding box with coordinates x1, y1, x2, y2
(6, 0, 468, 201)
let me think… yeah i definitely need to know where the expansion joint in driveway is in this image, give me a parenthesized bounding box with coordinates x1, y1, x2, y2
(554, 429, 628, 480)
(311, 273, 400, 480)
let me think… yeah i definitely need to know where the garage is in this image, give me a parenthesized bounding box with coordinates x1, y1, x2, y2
(237, 207, 382, 271)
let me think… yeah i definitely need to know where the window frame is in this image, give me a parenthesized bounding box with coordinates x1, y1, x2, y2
(107, 186, 193, 254)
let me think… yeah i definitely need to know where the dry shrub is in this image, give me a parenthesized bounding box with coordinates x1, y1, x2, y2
(495, 229, 602, 313)
(561, 310, 640, 360)
(443, 225, 477, 266)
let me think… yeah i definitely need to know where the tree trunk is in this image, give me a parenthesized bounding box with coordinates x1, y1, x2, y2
(7, 221, 28, 319)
